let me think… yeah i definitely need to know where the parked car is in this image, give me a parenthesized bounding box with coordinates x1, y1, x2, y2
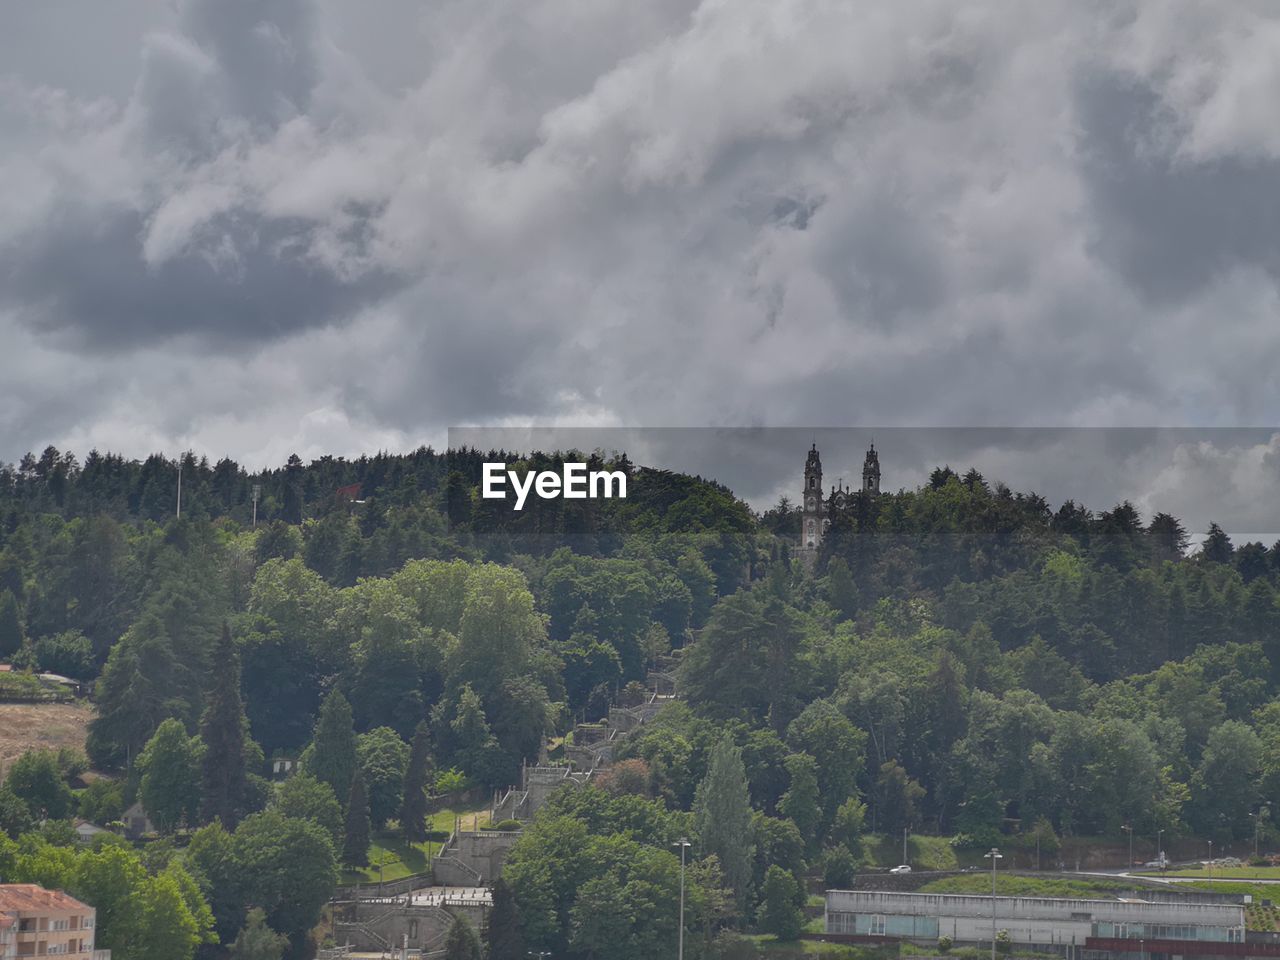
(889, 864, 912, 874)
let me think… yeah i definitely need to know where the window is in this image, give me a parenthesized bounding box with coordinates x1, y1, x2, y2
(809, 477, 816, 489)
(869, 915, 886, 935)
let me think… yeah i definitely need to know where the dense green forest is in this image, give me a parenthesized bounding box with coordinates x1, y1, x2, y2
(1, 445, 1279, 959)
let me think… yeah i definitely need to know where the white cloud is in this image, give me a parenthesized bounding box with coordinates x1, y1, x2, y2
(0, 0, 1278, 515)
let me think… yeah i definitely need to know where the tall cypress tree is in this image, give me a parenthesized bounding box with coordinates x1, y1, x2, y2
(342, 771, 371, 867)
(400, 721, 433, 842)
(309, 690, 357, 805)
(485, 878, 524, 960)
(201, 623, 249, 827)
(694, 735, 756, 913)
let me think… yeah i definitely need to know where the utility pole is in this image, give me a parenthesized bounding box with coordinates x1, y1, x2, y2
(176, 462, 183, 519)
(984, 847, 1002, 960)
(674, 838, 691, 960)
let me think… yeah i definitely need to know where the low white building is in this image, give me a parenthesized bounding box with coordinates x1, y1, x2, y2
(824, 890, 1246, 949)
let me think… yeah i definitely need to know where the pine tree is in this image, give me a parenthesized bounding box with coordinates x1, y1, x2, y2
(444, 916, 482, 960)
(694, 735, 755, 913)
(486, 878, 524, 960)
(0, 589, 22, 658)
(342, 771, 371, 867)
(400, 721, 432, 842)
(309, 690, 357, 805)
(201, 624, 248, 828)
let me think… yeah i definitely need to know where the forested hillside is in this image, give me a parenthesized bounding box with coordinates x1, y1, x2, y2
(0, 446, 1279, 959)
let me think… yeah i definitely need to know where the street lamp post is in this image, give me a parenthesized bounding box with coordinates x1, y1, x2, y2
(1122, 824, 1133, 870)
(984, 847, 1003, 960)
(1156, 829, 1164, 873)
(1208, 839, 1214, 877)
(1253, 807, 1269, 860)
(903, 826, 909, 867)
(674, 838, 691, 960)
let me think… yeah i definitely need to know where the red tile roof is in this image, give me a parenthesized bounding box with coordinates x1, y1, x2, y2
(0, 884, 93, 913)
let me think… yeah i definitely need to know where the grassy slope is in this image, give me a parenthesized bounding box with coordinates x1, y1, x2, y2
(339, 804, 492, 884)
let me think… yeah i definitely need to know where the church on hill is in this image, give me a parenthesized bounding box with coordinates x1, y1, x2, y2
(797, 442, 881, 567)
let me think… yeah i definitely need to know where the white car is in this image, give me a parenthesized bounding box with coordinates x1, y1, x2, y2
(889, 864, 912, 874)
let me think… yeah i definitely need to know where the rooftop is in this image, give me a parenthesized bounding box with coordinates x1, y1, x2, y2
(0, 884, 93, 913)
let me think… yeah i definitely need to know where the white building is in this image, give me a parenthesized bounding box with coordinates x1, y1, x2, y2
(825, 890, 1246, 951)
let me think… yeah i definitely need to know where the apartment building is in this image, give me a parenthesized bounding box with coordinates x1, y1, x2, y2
(0, 885, 102, 959)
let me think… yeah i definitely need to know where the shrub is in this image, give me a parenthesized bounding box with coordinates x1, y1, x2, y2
(938, 935, 954, 953)
(824, 844, 858, 888)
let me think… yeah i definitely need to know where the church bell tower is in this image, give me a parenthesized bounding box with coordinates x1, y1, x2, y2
(862, 443, 881, 495)
(802, 443, 824, 551)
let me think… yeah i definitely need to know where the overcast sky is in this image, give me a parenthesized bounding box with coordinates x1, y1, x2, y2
(2, 0, 1279, 531)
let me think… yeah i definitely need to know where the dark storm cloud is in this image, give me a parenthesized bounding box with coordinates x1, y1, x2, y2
(4, 205, 399, 347)
(1078, 72, 1280, 302)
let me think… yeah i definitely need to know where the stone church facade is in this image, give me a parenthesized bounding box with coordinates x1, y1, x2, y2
(798, 442, 880, 568)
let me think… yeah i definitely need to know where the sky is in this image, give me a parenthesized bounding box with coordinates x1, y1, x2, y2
(2, 0, 1279, 531)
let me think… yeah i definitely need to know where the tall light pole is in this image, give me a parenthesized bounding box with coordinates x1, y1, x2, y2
(1208, 839, 1214, 877)
(251, 483, 261, 528)
(984, 847, 1003, 960)
(1122, 824, 1133, 870)
(1253, 807, 1269, 860)
(674, 838, 691, 960)
(176, 462, 183, 519)
(903, 826, 909, 866)
(1156, 829, 1164, 873)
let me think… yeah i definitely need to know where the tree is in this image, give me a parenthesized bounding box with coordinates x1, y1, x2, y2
(758, 865, 803, 940)
(823, 845, 857, 887)
(308, 690, 357, 806)
(786, 700, 866, 827)
(201, 623, 249, 828)
(694, 736, 755, 912)
(486, 877, 525, 960)
(400, 721, 433, 842)
(132, 869, 203, 960)
(0, 785, 33, 837)
(86, 610, 195, 768)
(0, 589, 23, 658)
(825, 558, 857, 620)
(229, 810, 339, 945)
(444, 915, 482, 960)
(5, 749, 73, 821)
(343, 771, 371, 867)
(778, 754, 821, 853)
(874, 760, 926, 837)
(357, 726, 410, 830)
(1201, 523, 1235, 564)
(272, 773, 343, 849)
(138, 719, 202, 834)
(229, 907, 287, 960)
(832, 795, 867, 849)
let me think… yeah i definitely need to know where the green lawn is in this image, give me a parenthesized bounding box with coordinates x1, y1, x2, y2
(860, 833, 961, 871)
(920, 874, 1133, 899)
(339, 804, 494, 884)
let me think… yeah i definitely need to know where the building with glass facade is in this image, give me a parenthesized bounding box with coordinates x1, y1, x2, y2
(824, 890, 1247, 953)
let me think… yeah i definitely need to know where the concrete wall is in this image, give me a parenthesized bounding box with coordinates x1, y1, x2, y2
(335, 900, 486, 955)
